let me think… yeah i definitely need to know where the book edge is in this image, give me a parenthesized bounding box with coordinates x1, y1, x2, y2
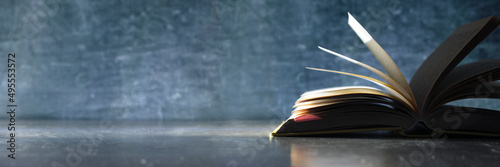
(270, 126, 404, 137)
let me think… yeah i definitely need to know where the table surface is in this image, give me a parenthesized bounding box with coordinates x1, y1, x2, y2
(1, 120, 500, 167)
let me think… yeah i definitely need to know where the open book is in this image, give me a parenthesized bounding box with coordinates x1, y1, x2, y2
(272, 13, 500, 137)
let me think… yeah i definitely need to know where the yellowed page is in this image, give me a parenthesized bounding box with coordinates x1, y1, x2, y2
(306, 67, 415, 111)
(293, 87, 389, 110)
(317, 46, 416, 108)
(297, 86, 388, 103)
(347, 12, 416, 107)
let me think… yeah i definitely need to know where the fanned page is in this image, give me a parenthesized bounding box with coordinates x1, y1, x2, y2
(303, 13, 419, 111)
(317, 46, 416, 110)
(347, 13, 416, 109)
(410, 15, 500, 113)
(305, 67, 413, 109)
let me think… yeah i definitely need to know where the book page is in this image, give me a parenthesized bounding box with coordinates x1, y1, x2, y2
(296, 86, 389, 103)
(429, 106, 500, 134)
(293, 96, 412, 118)
(347, 13, 416, 106)
(317, 46, 417, 109)
(409, 16, 500, 113)
(427, 59, 500, 109)
(431, 82, 500, 109)
(292, 86, 412, 117)
(306, 67, 414, 110)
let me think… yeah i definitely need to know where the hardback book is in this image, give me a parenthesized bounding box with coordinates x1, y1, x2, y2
(271, 13, 500, 137)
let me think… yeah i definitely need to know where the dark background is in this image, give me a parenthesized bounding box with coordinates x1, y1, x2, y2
(1, 0, 499, 120)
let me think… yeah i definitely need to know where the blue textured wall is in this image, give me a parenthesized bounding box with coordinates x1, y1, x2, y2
(1, 0, 499, 120)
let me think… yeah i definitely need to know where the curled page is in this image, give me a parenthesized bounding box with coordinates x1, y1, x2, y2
(317, 46, 417, 110)
(347, 12, 416, 108)
(306, 67, 415, 111)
